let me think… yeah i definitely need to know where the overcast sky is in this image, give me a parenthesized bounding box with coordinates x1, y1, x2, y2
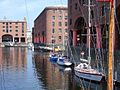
(0, 0, 67, 30)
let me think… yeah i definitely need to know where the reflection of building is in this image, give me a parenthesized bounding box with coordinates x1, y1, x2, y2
(27, 30, 32, 43)
(33, 6, 68, 47)
(34, 53, 71, 90)
(0, 18, 27, 44)
(0, 47, 27, 69)
(68, 0, 120, 49)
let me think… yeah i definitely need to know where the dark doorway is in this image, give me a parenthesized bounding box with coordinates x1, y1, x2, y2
(21, 38, 25, 42)
(74, 17, 87, 45)
(2, 34, 13, 42)
(14, 37, 19, 42)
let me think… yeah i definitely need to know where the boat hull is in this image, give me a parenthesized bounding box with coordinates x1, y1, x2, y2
(57, 60, 72, 66)
(75, 70, 104, 82)
(49, 57, 58, 62)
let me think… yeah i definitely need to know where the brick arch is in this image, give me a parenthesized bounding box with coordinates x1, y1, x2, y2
(73, 17, 87, 44)
(2, 34, 13, 42)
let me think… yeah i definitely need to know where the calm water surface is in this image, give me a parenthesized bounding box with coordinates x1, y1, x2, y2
(0, 47, 119, 90)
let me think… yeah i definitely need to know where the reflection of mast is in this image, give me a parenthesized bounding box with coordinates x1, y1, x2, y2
(88, 0, 91, 68)
(108, 0, 115, 90)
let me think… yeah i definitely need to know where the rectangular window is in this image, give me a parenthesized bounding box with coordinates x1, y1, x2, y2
(3, 30, 5, 32)
(10, 30, 12, 32)
(65, 16, 68, 20)
(58, 22, 62, 26)
(52, 22, 55, 27)
(58, 16, 62, 20)
(52, 16, 55, 20)
(52, 28, 55, 33)
(6, 29, 8, 33)
(6, 22, 8, 25)
(58, 28, 62, 33)
(59, 36, 62, 40)
(22, 34, 24, 36)
(16, 30, 18, 32)
(65, 22, 67, 26)
(15, 34, 18, 36)
(65, 29, 67, 32)
(16, 26, 18, 28)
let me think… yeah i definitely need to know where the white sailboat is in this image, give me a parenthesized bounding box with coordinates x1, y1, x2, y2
(74, 0, 105, 82)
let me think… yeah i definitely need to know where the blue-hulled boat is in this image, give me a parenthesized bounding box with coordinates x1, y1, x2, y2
(49, 53, 58, 62)
(57, 56, 72, 67)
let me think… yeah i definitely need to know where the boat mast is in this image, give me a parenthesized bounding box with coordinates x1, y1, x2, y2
(88, 0, 91, 68)
(108, 0, 115, 90)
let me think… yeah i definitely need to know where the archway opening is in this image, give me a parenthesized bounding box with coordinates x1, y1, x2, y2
(2, 34, 13, 42)
(74, 17, 87, 45)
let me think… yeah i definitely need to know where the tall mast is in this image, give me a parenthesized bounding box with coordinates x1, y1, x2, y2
(88, 0, 91, 68)
(108, 0, 115, 90)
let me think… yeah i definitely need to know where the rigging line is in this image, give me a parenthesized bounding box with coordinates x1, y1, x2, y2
(76, 0, 88, 28)
(115, 12, 120, 34)
(24, 0, 30, 30)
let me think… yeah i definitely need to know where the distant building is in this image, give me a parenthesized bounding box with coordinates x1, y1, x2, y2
(68, 0, 120, 49)
(0, 18, 27, 44)
(33, 6, 68, 48)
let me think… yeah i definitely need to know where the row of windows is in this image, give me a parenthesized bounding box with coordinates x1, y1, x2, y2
(52, 16, 68, 20)
(2, 26, 19, 28)
(52, 10, 67, 14)
(2, 29, 24, 33)
(52, 22, 68, 27)
(51, 36, 68, 43)
(1, 22, 24, 25)
(15, 34, 24, 36)
(52, 28, 67, 33)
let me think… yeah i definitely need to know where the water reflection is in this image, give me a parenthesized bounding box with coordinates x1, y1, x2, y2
(0, 47, 42, 90)
(0, 47, 119, 90)
(33, 51, 107, 90)
(0, 47, 27, 71)
(33, 52, 74, 90)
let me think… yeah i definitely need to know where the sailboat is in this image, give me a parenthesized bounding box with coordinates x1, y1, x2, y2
(57, 35, 72, 67)
(74, 0, 105, 82)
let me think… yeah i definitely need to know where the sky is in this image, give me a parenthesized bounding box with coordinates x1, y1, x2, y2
(0, 0, 67, 30)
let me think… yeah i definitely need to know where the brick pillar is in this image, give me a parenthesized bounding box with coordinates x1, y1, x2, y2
(73, 30, 77, 46)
